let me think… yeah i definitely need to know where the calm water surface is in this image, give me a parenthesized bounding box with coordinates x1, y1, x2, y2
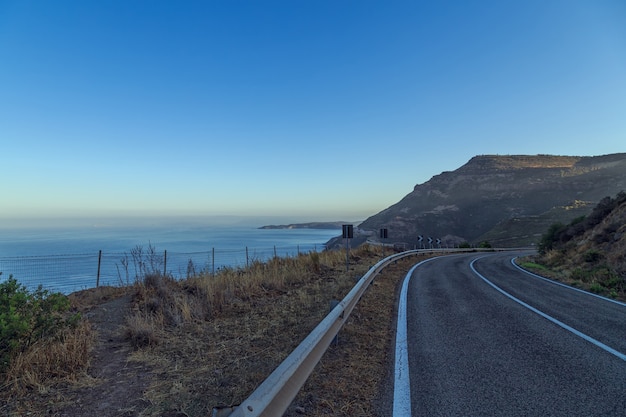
(0, 223, 341, 293)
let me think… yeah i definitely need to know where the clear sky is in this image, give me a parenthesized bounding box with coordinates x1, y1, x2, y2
(1, 0, 625, 225)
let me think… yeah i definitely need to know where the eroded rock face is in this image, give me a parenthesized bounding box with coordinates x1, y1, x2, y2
(359, 153, 626, 247)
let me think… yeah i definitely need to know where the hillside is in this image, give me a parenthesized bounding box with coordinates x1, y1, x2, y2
(358, 153, 626, 247)
(527, 192, 626, 299)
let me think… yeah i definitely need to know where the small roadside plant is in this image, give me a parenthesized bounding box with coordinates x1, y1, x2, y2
(519, 261, 548, 271)
(0, 273, 80, 373)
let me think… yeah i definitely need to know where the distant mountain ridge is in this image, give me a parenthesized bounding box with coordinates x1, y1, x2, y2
(357, 153, 626, 247)
(259, 221, 345, 230)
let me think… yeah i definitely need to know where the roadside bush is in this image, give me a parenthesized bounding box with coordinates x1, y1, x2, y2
(538, 222, 566, 254)
(584, 250, 603, 263)
(0, 273, 80, 372)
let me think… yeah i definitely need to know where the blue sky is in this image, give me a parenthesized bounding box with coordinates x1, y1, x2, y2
(1, 0, 625, 224)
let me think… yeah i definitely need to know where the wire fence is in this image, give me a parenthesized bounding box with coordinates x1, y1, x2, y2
(0, 243, 322, 294)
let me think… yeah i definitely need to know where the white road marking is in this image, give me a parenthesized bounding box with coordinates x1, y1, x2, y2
(393, 257, 438, 417)
(471, 257, 626, 362)
(510, 257, 626, 307)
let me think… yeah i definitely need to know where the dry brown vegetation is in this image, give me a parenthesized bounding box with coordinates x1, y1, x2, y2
(1, 245, 427, 416)
(2, 320, 95, 393)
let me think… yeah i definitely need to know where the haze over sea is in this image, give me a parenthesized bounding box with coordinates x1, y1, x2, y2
(0, 217, 343, 294)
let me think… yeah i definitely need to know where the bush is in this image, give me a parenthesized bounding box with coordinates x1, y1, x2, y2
(583, 250, 602, 263)
(538, 222, 566, 254)
(0, 274, 79, 372)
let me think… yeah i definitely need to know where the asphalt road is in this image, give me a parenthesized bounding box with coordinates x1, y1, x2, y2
(397, 251, 626, 417)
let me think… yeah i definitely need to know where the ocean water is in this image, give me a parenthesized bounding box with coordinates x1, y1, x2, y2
(0, 223, 342, 294)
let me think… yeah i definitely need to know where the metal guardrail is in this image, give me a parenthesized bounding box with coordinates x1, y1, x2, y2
(215, 249, 426, 417)
(214, 247, 533, 417)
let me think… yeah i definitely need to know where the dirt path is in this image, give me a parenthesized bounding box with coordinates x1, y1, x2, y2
(57, 294, 153, 417)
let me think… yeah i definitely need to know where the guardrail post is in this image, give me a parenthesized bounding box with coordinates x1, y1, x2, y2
(330, 299, 340, 346)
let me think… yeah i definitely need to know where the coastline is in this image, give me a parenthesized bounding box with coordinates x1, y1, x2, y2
(258, 221, 352, 230)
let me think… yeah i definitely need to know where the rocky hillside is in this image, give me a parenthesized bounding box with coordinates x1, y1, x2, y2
(358, 153, 626, 247)
(531, 192, 626, 299)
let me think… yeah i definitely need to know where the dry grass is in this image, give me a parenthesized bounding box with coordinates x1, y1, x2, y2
(1, 319, 95, 412)
(287, 256, 425, 416)
(122, 245, 412, 416)
(1, 245, 428, 416)
(68, 285, 129, 310)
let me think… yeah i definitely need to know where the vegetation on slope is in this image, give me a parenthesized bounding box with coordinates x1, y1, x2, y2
(522, 191, 626, 299)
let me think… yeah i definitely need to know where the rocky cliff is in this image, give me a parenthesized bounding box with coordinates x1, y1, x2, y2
(358, 153, 626, 247)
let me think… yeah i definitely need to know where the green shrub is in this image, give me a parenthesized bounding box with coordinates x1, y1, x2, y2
(589, 282, 604, 294)
(600, 270, 623, 290)
(0, 273, 79, 372)
(459, 242, 471, 249)
(570, 268, 591, 283)
(583, 250, 603, 263)
(538, 222, 566, 254)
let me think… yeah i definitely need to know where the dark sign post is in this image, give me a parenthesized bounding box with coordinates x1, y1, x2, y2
(342, 224, 354, 272)
(418, 235, 423, 249)
(379, 228, 388, 257)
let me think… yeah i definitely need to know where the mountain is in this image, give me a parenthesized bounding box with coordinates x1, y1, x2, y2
(357, 153, 626, 248)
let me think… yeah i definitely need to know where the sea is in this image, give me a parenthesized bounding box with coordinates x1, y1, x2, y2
(0, 220, 342, 294)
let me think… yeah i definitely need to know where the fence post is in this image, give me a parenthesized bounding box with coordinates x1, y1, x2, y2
(297, 245, 300, 256)
(96, 250, 102, 287)
(163, 250, 167, 276)
(212, 247, 215, 276)
(274, 245, 277, 259)
(246, 246, 249, 269)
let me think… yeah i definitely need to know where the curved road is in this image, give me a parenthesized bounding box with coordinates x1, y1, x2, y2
(394, 251, 626, 416)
